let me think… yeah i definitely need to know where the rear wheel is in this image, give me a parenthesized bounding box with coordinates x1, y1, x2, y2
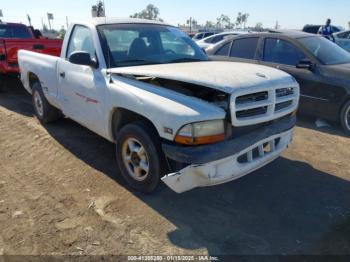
(115, 121, 166, 193)
(32, 82, 61, 124)
(340, 100, 350, 136)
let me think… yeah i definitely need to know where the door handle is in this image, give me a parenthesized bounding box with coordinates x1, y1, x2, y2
(33, 44, 45, 50)
(59, 72, 65, 78)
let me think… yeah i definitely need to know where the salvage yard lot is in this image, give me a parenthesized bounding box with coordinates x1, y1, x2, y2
(0, 78, 349, 255)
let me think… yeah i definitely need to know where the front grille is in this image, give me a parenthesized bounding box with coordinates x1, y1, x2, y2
(275, 101, 293, 111)
(231, 85, 299, 127)
(236, 91, 268, 105)
(236, 106, 268, 118)
(276, 87, 294, 98)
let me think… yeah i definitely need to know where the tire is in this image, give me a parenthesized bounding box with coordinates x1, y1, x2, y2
(340, 100, 350, 136)
(115, 121, 166, 193)
(32, 82, 61, 124)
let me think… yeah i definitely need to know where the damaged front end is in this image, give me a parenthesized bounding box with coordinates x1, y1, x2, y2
(121, 74, 231, 111)
(161, 116, 296, 193)
(109, 66, 299, 194)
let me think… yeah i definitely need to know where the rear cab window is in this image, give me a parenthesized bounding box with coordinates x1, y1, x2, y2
(0, 24, 33, 39)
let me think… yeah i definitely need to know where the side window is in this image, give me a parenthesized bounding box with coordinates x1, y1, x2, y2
(67, 25, 96, 60)
(215, 42, 231, 56)
(204, 36, 215, 44)
(204, 33, 214, 38)
(263, 38, 306, 66)
(229, 38, 259, 59)
(212, 35, 225, 43)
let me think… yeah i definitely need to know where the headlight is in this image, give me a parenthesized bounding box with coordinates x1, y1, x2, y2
(175, 120, 225, 145)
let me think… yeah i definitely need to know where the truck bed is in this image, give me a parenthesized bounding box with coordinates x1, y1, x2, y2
(18, 50, 60, 108)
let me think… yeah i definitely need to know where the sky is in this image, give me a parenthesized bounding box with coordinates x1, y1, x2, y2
(1, 0, 349, 30)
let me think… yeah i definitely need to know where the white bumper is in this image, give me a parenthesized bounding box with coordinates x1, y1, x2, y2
(162, 129, 293, 193)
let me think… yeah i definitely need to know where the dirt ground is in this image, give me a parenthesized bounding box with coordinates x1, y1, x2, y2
(0, 78, 349, 256)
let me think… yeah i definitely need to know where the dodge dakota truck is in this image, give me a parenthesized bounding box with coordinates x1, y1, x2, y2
(18, 18, 300, 193)
(0, 21, 62, 76)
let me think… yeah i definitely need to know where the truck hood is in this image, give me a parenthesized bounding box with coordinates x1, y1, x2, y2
(108, 61, 294, 94)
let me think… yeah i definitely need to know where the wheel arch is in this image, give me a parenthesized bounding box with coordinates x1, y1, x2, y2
(109, 107, 160, 142)
(27, 72, 41, 91)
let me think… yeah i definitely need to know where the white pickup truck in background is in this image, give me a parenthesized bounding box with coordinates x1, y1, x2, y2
(18, 18, 300, 193)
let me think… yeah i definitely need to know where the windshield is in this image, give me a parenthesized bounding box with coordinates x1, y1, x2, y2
(97, 24, 208, 68)
(0, 24, 32, 39)
(298, 36, 350, 65)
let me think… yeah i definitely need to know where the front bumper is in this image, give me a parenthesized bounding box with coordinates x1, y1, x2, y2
(161, 116, 295, 193)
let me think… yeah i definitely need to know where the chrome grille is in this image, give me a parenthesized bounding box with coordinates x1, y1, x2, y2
(231, 85, 299, 127)
(236, 91, 269, 105)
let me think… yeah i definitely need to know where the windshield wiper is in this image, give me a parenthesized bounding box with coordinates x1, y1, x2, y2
(169, 58, 205, 63)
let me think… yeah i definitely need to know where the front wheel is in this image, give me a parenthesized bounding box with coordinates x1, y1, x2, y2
(340, 100, 350, 136)
(32, 82, 61, 124)
(115, 121, 166, 193)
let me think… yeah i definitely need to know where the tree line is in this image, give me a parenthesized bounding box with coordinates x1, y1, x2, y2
(128, 4, 266, 30)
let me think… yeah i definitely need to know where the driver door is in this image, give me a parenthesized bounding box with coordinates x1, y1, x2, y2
(57, 25, 106, 132)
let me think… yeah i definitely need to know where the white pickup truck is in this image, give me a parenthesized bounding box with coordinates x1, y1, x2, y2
(18, 18, 300, 193)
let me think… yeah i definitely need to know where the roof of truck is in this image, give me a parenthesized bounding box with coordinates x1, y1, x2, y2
(91, 17, 172, 27)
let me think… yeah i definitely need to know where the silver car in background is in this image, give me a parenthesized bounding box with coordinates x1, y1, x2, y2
(196, 31, 250, 50)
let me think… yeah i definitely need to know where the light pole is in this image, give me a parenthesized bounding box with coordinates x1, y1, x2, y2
(187, 17, 192, 34)
(102, 0, 106, 16)
(27, 14, 32, 27)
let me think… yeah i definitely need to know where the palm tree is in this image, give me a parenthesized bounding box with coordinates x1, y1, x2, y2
(236, 12, 242, 28)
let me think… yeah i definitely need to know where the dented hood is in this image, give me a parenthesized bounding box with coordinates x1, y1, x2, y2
(108, 61, 293, 94)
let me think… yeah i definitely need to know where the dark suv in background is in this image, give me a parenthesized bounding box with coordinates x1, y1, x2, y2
(207, 31, 350, 135)
(302, 24, 344, 34)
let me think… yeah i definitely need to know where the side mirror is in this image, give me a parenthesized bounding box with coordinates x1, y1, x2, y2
(69, 51, 97, 68)
(296, 59, 314, 70)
